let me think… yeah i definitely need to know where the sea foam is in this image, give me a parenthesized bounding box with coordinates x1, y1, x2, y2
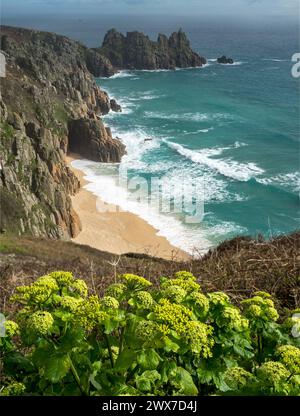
(257, 172, 300, 194)
(165, 141, 264, 182)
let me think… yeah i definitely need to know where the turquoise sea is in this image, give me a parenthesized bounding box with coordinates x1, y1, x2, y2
(6, 15, 299, 253)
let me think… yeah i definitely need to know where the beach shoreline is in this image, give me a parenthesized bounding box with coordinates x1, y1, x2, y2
(66, 154, 190, 261)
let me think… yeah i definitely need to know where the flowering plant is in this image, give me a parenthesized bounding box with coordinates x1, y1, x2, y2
(0, 271, 299, 396)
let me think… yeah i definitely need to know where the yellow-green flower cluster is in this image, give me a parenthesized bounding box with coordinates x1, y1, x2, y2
(216, 307, 249, 332)
(174, 271, 197, 281)
(245, 305, 261, 318)
(27, 311, 54, 336)
(1, 382, 26, 396)
(224, 367, 253, 390)
(4, 320, 19, 337)
(189, 292, 209, 317)
(49, 271, 74, 286)
(207, 292, 230, 307)
(70, 279, 88, 297)
(121, 274, 152, 290)
(153, 299, 192, 334)
(185, 321, 214, 357)
(35, 276, 59, 291)
(157, 323, 170, 337)
(161, 278, 200, 293)
(11, 278, 57, 305)
(136, 320, 159, 343)
(105, 283, 127, 300)
(60, 295, 82, 312)
(101, 296, 119, 310)
(10, 272, 89, 309)
(253, 291, 272, 299)
(277, 345, 300, 374)
(134, 291, 154, 309)
(162, 286, 187, 303)
(257, 361, 289, 385)
(242, 294, 279, 322)
(75, 295, 107, 331)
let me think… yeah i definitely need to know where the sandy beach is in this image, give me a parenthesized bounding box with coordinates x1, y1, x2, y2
(66, 154, 190, 261)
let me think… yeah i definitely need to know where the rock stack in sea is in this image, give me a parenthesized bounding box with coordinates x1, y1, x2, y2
(97, 28, 206, 70)
(217, 55, 234, 64)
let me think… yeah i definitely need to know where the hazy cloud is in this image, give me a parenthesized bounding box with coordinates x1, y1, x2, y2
(2, 0, 299, 16)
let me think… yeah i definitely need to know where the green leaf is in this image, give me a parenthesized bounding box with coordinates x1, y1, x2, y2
(160, 360, 177, 383)
(135, 370, 161, 393)
(115, 348, 136, 371)
(197, 367, 214, 385)
(32, 344, 56, 368)
(43, 353, 71, 383)
(59, 327, 85, 352)
(53, 310, 73, 322)
(173, 367, 198, 396)
(223, 357, 238, 369)
(3, 351, 35, 375)
(137, 349, 162, 370)
(163, 337, 180, 353)
(103, 317, 120, 334)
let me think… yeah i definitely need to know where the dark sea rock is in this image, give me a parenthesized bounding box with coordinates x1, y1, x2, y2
(110, 99, 122, 112)
(99, 28, 206, 70)
(217, 55, 234, 64)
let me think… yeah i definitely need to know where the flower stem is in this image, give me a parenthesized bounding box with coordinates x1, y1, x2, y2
(68, 354, 87, 396)
(105, 334, 114, 368)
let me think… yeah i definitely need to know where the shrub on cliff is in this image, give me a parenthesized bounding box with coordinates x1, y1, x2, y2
(0, 271, 299, 396)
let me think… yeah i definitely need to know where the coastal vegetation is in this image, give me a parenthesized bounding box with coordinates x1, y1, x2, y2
(0, 270, 299, 396)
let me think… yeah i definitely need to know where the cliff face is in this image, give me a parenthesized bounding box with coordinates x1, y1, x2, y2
(0, 26, 125, 239)
(68, 119, 125, 162)
(99, 28, 206, 70)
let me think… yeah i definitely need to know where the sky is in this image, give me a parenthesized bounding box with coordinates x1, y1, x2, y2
(1, 0, 299, 18)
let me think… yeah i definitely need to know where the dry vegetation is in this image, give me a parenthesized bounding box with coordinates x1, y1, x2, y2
(0, 232, 299, 317)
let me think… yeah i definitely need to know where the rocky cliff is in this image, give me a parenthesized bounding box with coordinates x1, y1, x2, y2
(0, 26, 125, 239)
(98, 28, 206, 70)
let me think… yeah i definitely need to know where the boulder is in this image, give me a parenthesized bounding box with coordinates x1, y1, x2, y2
(217, 55, 234, 64)
(110, 99, 122, 112)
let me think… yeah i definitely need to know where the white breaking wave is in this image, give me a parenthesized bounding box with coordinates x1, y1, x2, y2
(107, 71, 135, 79)
(138, 68, 171, 73)
(183, 127, 214, 135)
(198, 128, 212, 133)
(145, 111, 234, 122)
(220, 61, 245, 66)
(165, 141, 264, 181)
(200, 63, 211, 68)
(162, 166, 246, 204)
(128, 91, 164, 101)
(262, 58, 288, 62)
(234, 141, 248, 148)
(257, 172, 300, 194)
(115, 128, 160, 169)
